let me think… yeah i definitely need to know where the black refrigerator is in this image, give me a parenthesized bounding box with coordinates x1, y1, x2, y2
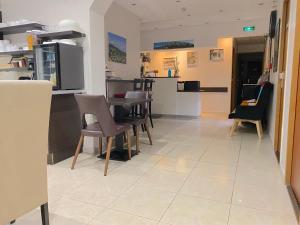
(34, 43, 84, 90)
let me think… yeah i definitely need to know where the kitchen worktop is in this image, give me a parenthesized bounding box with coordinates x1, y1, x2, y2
(52, 90, 86, 95)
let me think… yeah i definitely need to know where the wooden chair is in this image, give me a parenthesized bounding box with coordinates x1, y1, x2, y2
(123, 91, 153, 153)
(0, 81, 52, 225)
(71, 94, 132, 176)
(144, 79, 154, 128)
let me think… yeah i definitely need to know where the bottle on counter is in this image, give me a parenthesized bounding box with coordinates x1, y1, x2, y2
(168, 68, 172, 77)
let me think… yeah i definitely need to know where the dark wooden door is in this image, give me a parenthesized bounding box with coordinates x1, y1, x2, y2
(291, 54, 300, 203)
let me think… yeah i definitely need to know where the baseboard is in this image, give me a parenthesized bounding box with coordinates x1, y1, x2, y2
(287, 186, 300, 222)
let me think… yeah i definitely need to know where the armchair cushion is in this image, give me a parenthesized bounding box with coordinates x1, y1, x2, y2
(0, 81, 52, 225)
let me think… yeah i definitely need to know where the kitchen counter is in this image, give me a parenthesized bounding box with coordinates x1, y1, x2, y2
(152, 78, 201, 117)
(52, 89, 86, 95)
(48, 91, 83, 164)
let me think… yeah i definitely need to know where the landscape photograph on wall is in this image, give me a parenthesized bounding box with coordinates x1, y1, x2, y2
(108, 32, 127, 64)
(154, 40, 194, 50)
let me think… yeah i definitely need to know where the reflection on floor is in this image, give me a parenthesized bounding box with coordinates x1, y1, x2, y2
(13, 117, 298, 225)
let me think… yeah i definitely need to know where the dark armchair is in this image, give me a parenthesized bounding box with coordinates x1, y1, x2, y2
(229, 82, 273, 138)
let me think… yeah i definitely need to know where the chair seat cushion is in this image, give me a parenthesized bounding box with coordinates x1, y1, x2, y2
(115, 123, 131, 134)
(82, 122, 130, 137)
(82, 123, 103, 137)
(121, 116, 146, 126)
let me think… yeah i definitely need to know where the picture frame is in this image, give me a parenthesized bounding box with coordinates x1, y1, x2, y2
(210, 49, 224, 61)
(108, 32, 127, 64)
(187, 51, 197, 67)
(163, 57, 177, 70)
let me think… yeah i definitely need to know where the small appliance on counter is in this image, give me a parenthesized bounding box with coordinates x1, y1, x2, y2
(177, 81, 201, 92)
(34, 43, 84, 90)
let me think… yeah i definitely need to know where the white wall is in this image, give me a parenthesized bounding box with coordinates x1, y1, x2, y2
(105, 2, 141, 79)
(0, 0, 113, 153)
(146, 38, 233, 114)
(141, 18, 269, 51)
(0, 0, 113, 95)
(0, 0, 93, 88)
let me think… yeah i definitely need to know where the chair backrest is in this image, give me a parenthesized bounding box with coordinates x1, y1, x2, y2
(257, 82, 273, 107)
(144, 79, 153, 92)
(75, 94, 117, 137)
(125, 91, 148, 117)
(133, 79, 144, 91)
(0, 81, 52, 225)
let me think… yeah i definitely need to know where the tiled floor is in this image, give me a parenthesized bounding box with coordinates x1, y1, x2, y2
(13, 117, 298, 225)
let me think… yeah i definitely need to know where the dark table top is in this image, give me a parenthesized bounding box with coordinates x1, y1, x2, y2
(108, 97, 152, 106)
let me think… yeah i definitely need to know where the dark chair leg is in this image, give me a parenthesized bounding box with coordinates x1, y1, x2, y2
(41, 203, 49, 225)
(149, 102, 154, 128)
(141, 124, 145, 132)
(10, 220, 16, 224)
(133, 125, 137, 136)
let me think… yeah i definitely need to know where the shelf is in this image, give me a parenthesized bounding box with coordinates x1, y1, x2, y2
(37, 30, 86, 40)
(0, 23, 44, 35)
(0, 67, 30, 72)
(0, 50, 33, 56)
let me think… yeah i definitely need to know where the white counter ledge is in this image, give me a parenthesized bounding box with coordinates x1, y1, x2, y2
(52, 90, 86, 95)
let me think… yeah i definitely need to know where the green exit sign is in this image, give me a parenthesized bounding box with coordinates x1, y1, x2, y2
(243, 26, 255, 32)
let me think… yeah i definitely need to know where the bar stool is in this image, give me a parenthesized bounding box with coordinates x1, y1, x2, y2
(133, 79, 144, 91)
(144, 79, 154, 128)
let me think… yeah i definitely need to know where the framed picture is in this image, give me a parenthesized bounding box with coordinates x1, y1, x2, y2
(187, 51, 197, 67)
(210, 49, 224, 61)
(108, 32, 127, 64)
(154, 40, 194, 50)
(163, 57, 177, 70)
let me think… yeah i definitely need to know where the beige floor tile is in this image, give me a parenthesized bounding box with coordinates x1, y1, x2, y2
(228, 205, 298, 225)
(154, 156, 198, 173)
(200, 148, 239, 166)
(161, 194, 230, 225)
(232, 182, 294, 214)
(167, 144, 206, 160)
(66, 173, 139, 207)
(88, 209, 157, 225)
(111, 186, 176, 220)
(180, 175, 234, 203)
(10, 117, 295, 225)
(194, 162, 237, 180)
(235, 165, 283, 187)
(136, 168, 188, 192)
(51, 198, 103, 224)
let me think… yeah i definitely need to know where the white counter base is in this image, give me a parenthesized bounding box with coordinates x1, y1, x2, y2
(152, 78, 201, 117)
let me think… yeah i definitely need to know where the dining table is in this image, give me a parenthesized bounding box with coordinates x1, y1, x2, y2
(99, 97, 152, 161)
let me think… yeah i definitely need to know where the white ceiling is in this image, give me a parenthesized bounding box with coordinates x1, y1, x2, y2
(114, 0, 278, 30)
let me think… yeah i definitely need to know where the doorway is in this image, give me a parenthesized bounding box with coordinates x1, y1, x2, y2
(235, 52, 264, 105)
(231, 36, 266, 110)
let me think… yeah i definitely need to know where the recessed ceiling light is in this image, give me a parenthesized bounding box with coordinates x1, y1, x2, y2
(181, 7, 187, 12)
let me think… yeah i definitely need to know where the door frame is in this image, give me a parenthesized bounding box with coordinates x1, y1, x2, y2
(274, 0, 291, 153)
(285, 0, 300, 185)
